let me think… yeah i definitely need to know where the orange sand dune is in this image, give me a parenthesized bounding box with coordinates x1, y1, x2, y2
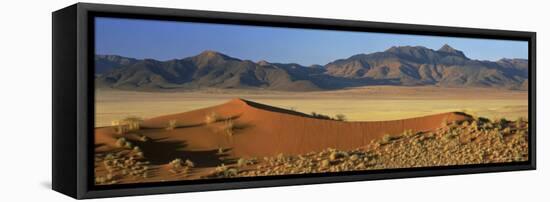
(96, 98, 472, 159)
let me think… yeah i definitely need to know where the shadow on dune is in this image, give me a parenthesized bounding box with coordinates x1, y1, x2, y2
(132, 137, 234, 167)
(213, 114, 242, 123)
(174, 123, 205, 129)
(454, 111, 474, 118)
(240, 98, 343, 121)
(141, 123, 205, 130)
(95, 143, 106, 149)
(233, 122, 252, 131)
(141, 114, 243, 130)
(241, 99, 313, 118)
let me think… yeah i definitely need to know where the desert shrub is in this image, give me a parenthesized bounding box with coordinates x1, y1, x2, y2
(335, 114, 347, 121)
(516, 130, 527, 138)
(138, 134, 149, 142)
(225, 168, 238, 177)
(113, 125, 128, 135)
(169, 158, 183, 169)
(205, 112, 221, 124)
(103, 159, 113, 167)
(444, 133, 454, 140)
(115, 137, 127, 148)
(185, 159, 195, 167)
(496, 130, 504, 141)
(380, 134, 400, 144)
(444, 129, 458, 140)
(166, 120, 177, 130)
(123, 116, 142, 131)
(494, 118, 507, 129)
(106, 173, 113, 181)
(329, 151, 339, 161)
(124, 141, 133, 149)
(440, 118, 449, 128)
(112, 120, 124, 134)
(502, 127, 511, 134)
(320, 159, 330, 168)
(227, 168, 238, 176)
(470, 121, 478, 131)
(105, 153, 114, 160)
(403, 129, 415, 137)
(310, 112, 332, 120)
(380, 134, 392, 144)
(168, 158, 193, 173)
(483, 121, 494, 129)
(247, 157, 258, 165)
(112, 116, 142, 134)
(329, 150, 348, 161)
(95, 176, 106, 184)
(477, 117, 491, 123)
(215, 164, 227, 172)
(423, 132, 435, 140)
(449, 121, 458, 128)
(237, 158, 247, 167)
(276, 153, 285, 161)
(213, 164, 238, 177)
(222, 120, 235, 136)
(516, 117, 526, 128)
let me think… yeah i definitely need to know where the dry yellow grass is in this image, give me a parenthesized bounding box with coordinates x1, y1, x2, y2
(95, 86, 528, 127)
(205, 112, 221, 124)
(166, 120, 177, 130)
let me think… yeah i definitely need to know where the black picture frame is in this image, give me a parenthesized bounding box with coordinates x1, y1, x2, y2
(52, 3, 536, 199)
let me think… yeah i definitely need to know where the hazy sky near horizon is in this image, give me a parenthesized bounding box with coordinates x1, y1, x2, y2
(95, 17, 528, 66)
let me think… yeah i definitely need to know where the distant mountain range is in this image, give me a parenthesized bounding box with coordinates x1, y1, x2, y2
(95, 44, 528, 91)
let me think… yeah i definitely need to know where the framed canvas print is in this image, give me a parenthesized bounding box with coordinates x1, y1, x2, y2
(52, 3, 536, 199)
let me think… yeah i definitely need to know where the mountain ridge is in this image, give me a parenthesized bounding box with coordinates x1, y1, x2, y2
(95, 45, 528, 91)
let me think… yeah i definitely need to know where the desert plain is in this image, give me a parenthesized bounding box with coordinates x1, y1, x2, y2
(95, 86, 527, 127)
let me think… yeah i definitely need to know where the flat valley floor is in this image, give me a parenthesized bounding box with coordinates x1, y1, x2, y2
(95, 86, 527, 127)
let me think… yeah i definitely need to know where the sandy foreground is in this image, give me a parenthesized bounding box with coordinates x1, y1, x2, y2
(94, 93, 529, 185)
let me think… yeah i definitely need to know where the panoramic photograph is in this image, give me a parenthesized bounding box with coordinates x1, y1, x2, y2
(93, 17, 529, 185)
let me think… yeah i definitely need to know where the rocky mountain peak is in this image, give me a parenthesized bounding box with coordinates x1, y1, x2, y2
(437, 44, 467, 58)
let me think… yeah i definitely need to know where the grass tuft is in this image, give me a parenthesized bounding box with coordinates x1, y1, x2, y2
(205, 112, 221, 124)
(222, 120, 235, 136)
(166, 120, 177, 130)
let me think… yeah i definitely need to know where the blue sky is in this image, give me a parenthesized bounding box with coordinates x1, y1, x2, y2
(95, 17, 528, 66)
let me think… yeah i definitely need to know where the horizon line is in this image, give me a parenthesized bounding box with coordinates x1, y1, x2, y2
(95, 45, 528, 67)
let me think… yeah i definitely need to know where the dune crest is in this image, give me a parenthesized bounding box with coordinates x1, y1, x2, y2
(97, 98, 472, 157)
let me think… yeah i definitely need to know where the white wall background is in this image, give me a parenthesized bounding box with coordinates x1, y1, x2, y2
(0, 0, 547, 201)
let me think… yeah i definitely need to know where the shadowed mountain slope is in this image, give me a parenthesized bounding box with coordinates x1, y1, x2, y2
(96, 45, 528, 91)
